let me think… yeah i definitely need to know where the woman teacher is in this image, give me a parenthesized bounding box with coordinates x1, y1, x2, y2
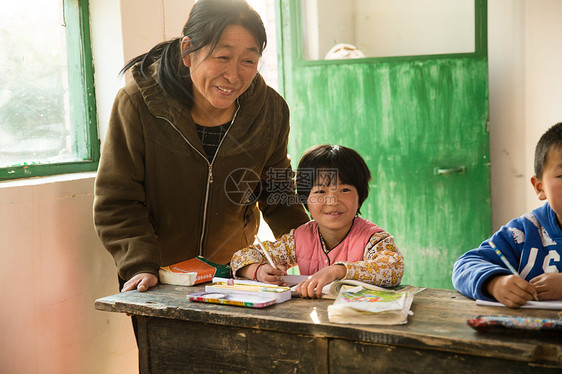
(94, 0, 309, 293)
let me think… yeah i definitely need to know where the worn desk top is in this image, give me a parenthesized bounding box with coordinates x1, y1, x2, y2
(96, 285, 562, 367)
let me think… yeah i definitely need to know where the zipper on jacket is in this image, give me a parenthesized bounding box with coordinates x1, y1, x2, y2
(198, 104, 240, 255)
(156, 101, 240, 257)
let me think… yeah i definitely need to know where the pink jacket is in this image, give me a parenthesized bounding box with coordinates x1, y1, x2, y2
(294, 217, 383, 275)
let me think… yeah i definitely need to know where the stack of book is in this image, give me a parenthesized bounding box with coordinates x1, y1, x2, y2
(159, 256, 230, 286)
(326, 280, 423, 325)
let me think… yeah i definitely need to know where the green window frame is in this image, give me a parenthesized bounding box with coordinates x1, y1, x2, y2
(0, 0, 98, 181)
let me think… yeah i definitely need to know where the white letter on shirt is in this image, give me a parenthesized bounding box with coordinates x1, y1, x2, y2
(543, 250, 560, 273)
(519, 247, 538, 279)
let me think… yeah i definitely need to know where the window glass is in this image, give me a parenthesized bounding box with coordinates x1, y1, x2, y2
(0, 0, 97, 178)
(301, 0, 475, 60)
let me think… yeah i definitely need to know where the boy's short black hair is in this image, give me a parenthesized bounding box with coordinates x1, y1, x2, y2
(534, 122, 562, 178)
(296, 144, 371, 213)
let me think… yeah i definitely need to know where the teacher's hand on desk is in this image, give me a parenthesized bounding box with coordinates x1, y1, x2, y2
(121, 273, 158, 292)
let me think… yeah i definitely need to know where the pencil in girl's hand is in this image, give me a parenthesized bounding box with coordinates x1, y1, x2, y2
(489, 241, 520, 276)
(254, 235, 278, 270)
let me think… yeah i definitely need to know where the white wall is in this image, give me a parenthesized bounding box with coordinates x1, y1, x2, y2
(488, 0, 562, 228)
(0, 175, 137, 374)
(90, 0, 126, 148)
(120, 0, 194, 70)
(1, 1, 561, 373)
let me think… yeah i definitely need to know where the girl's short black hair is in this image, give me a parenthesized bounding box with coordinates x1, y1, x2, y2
(296, 144, 372, 213)
(121, 0, 266, 106)
(534, 122, 562, 179)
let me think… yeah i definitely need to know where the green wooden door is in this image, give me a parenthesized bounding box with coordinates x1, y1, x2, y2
(277, 0, 490, 289)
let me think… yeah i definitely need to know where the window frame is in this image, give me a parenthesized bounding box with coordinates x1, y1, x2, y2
(0, 0, 99, 181)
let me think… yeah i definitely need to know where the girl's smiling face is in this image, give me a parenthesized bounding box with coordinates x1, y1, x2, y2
(307, 177, 359, 243)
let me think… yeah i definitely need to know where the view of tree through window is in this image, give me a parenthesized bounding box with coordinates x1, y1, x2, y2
(0, 0, 97, 179)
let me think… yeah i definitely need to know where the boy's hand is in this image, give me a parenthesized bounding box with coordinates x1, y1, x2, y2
(529, 273, 562, 300)
(296, 264, 346, 298)
(486, 274, 537, 308)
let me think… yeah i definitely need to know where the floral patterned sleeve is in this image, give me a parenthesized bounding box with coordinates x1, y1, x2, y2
(335, 231, 404, 287)
(230, 230, 298, 278)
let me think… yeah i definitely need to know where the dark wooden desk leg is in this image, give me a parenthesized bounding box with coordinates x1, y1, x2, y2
(137, 316, 150, 374)
(315, 337, 329, 373)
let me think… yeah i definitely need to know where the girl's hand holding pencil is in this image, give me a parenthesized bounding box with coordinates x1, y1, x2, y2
(253, 235, 288, 285)
(254, 235, 278, 270)
(253, 263, 289, 286)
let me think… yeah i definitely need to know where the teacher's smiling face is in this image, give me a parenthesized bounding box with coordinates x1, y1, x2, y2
(181, 24, 260, 117)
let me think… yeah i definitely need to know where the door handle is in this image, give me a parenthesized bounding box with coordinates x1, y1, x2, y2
(434, 166, 466, 175)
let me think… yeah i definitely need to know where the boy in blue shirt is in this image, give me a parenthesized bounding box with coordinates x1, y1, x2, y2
(453, 122, 562, 307)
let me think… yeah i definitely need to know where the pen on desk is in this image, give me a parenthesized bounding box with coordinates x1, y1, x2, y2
(255, 235, 278, 270)
(489, 241, 520, 276)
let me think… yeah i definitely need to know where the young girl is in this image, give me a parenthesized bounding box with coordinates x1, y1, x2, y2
(231, 144, 404, 298)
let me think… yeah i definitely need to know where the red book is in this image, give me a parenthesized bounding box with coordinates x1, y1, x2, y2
(159, 257, 227, 286)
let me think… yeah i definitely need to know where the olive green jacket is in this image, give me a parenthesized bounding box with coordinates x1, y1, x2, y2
(93, 63, 309, 280)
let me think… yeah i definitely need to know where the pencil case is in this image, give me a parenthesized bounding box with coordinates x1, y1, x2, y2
(187, 291, 276, 308)
(467, 315, 562, 333)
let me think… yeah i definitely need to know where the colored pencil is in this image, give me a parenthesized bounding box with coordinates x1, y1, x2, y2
(489, 241, 520, 276)
(254, 235, 278, 270)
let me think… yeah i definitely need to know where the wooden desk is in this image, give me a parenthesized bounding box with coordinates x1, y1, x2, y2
(95, 285, 561, 373)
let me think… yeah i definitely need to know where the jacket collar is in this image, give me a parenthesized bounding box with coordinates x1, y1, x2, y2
(131, 61, 271, 161)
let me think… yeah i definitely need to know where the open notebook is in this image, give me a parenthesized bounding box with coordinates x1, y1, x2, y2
(476, 299, 562, 310)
